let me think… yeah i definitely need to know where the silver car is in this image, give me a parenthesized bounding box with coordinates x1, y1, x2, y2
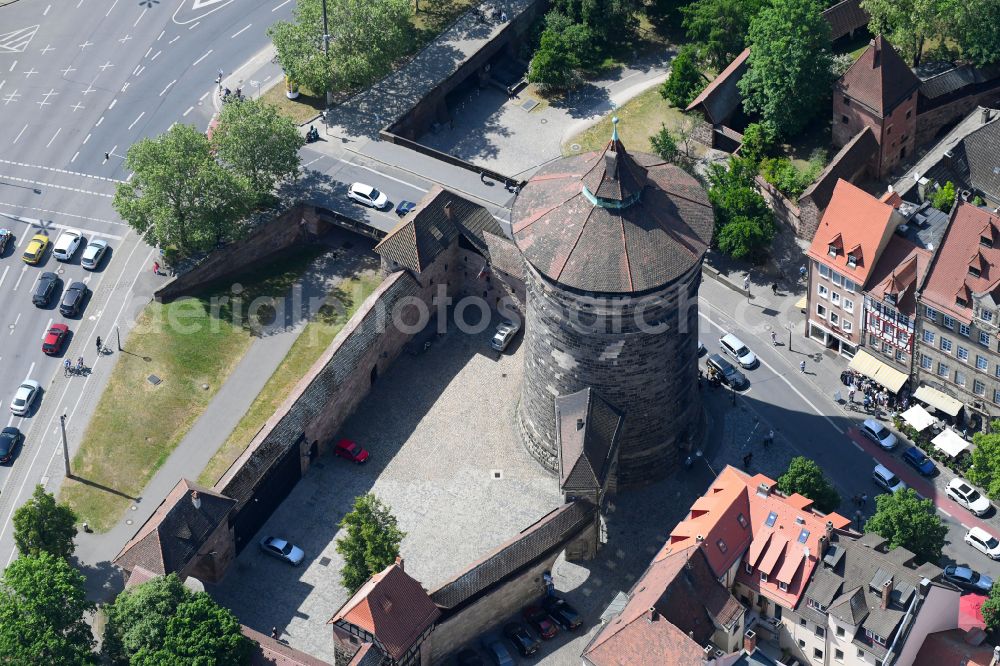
(259, 536, 304, 566)
(10, 380, 40, 416)
(490, 321, 521, 352)
(943, 565, 993, 592)
(81, 239, 108, 270)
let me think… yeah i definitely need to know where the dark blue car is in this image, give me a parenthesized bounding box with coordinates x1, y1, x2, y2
(395, 200, 416, 216)
(901, 446, 935, 476)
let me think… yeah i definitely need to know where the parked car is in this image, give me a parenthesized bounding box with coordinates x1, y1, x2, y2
(60, 281, 88, 316)
(697, 340, 705, 356)
(872, 464, 906, 493)
(456, 649, 485, 666)
(523, 605, 558, 639)
(21, 233, 49, 265)
(347, 182, 389, 209)
(861, 419, 897, 450)
(0, 427, 22, 464)
(543, 595, 582, 630)
(31, 272, 59, 307)
(966, 527, 1000, 560)
(901, 446, 935, 476)
(395, 200, 417, 216)
(42, 323, 69, 355)
(259, 536, 304, 565)
(334, 438, 370, 463)
(719, 333, 757, 368)
(503, 622, 540, 656)
(0, 229, 12, 254)
(482, 640, 515, 666)
(10, 380, 40, 416)
(706, 354, 748, 389)
(52, 229, 83, 261)
(80, 239, 108, 269)
(947, 478, 992, 516)
(490, 320, 520, 352)
(943, 565, 994, 592)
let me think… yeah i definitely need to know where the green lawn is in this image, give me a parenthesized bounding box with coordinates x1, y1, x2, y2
(198, 272, 384, 487)
(60, 249, 325, 532)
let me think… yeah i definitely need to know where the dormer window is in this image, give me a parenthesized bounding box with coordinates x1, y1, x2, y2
(958, 297, 970, 308)
(779, 582, 788, 591)
(737, 513, 748, 528)
(807, 598, 827, 612)
(717, 539, 728, 553)
(745, 561, 753, 574)
(847, 254, 857, 267)
(760, 572, 768, 583)
(970, 266, 982, 278)
(865, 629, 887, 646)
(828, 244, 838, 257)
(981, 236, 994, 248)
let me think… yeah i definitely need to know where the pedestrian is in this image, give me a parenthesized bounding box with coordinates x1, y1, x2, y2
(849, 388, 855, 403)
(152, 261, 160, 275)
(480, 171, 487, 184)
(771, 282, 778, 295)
(64, 358, 71, 376)
(270, 627, 279, 640)
(855, 510, 863, 529)
(104, 152, 110, 161)
(799, 265, 807, 278)
(799, 360, 806, 373)
(851, 493, 860, 506)
(765, 430, 774, 447)
(96, 336, 103, 355)
(744, 275, 750, 291)
(771, 330, 778, 346)
(860, 493, 867, 508)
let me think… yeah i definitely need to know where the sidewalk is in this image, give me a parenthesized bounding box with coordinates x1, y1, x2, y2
(72, 237, 377, 601)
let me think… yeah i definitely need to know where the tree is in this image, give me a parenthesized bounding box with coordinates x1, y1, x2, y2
(528, 29, 580, 91)
(0, 553, 96, 663)
(930, 180, 956, 212)
(212, 98, 305, 205)
(114, 124, 250, 254)
(738, 121, 776, 165)
(269, 0, 412, 97)
(103, 573, 250, 666)
(951, 1, 1000, 67)
(777, 457, 841, 513)
(706, 156, 775, 260)
(982, 581, 1000, 631)
(12, 485, 78, 560)
(739, 0, 833, 138)
(969, 423, 1000, 499)
(659, 45, 705, 108)
(865, 488, 948, 563)
(550, 0, 639, 50)
(682, 0, 763, 70)
(336, 493, 406, 593)
(861, 0, 948, 66)
(650, 124, 680, 162)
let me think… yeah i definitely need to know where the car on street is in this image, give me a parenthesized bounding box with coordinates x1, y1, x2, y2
(901, 446, 935, 476)
(490, 320, 520, 352)
(396, 200, 417, 216)
(503, 622, 540, 656)
(523, 605, 558, 639)
(706, 354, 748, 389)
(21, 234, 49, 265)
(482, 640, 514, 666)
(52, 229, 83, 261)
(543, 595, 582, 630)
(60, 281, 88, 316)
(719, 333, 757, 368)
(0, 427, 22, 465)
(861, 419, 897, 450)
(10, 380, 40, 417)
(947, 478, 992, 516)
(42, 323, 69, 355)
(456, 649, 485, 666)
(81, 239, 108, 269)
(0, 229, 12, 255)
(31, 272, 59, 307)
(943, 565, 994, 592)
(966, 527, 1000, 560)
(872, 464, 906, 493)
(698, 340, 705, 356)
(334, 438, 369, 463)
(347, 183, 389, 209)
(259, 536, 304, 565)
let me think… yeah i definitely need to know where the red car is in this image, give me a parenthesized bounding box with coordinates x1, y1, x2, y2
(523, 606, 558, 639)
(42, 323, 69, 355)
(334, 438, 369, 463)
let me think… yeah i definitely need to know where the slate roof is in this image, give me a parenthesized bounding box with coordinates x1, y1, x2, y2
(799, 127, 879, 211)
(923, 118, 1000, 204)
(686, 48, 750, 125)
(430, 500, 597, 613)
(243, 625, 333, 666)
(838, 36, 920, 116)
(328, 562, 440, 663)
(482, 231, 524, 280)
(374, 186, 505, 273)
(114, 479, 235, 577)
(822, 0, 869, 41)
(555, 388, 624, 494)
(512, 139, 714, 294)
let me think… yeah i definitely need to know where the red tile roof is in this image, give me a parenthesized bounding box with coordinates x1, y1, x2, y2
(866, 235, 932, 316)
(328, 562, 440, 662)
(913, 628, 996, 666)
(242, 626, 332, 666)
(807, 179, 900, 287)
(838, 36, 920, 116)
(921, 203, 1000, 321)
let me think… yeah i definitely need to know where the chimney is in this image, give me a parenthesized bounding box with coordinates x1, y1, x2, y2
(826, 520, 834, 537)
(394, 555, 404, 571)
(756, 482, 771, 497)
(191, 490, 201, 510)
(744, 630, 757, 655)
(649, 607, 659, 622)
(871, 38, 880, 67)
(577, 418, 585, 431)
(881, 578, 893, 610)
(696, 534, 705, 545)
(983, 108, 993, 125)
(443, 201, 453, 222)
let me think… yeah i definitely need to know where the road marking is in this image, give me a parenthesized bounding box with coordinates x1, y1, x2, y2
(45, 318, 53, 334)
(24, 362, 33, 380)
(169, 36, 180, 44)
(199, 91, 210, 101)
(128, 112, 144, 130)
(133, 8, 147, 27)
(0, 159, 123, 183)
(183, 106, 194, 116)
(45, 127, 61, 148)
(119, 83, 127, 94)
(135, 65, 145, 77)
(302, 157, 323, 168)
(151, 50, 161, 62)
(7, 61, 15, 73)
(0, 203, 121, 226)
(39, 44, 54, 55)
(71, 151, 79, 163)
(851, 440, 863, 451)
(10, 313, 20, 335)
(157, 30, 165, 41)
(0, 26, 39, 54)
(12, 267, 25, 291)
(333, 157, 430, 192)
(43, 5, 51, 16)
(96, 116, 104, 127)
(12, 123, 27, 144)
(188, 21, 200, 30)
(144, 47, 152, 58)
(0, 267, 8, 289)
(159, 79, 176, 97)
(940, 509, 952, 518)
(192, 50, 212, 67)
(0, 174, 113, 198)
(231, 24, 251, 38)
(16, 232, 27, 247)
(272, 0, 292, 10)
(962, 523, 972, 530)
(105, 0, 118, 16)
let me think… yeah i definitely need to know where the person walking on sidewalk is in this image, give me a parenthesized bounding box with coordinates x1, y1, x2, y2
(800, 360, 806, 373)
(771, 330, 777, 346)
(152, 261, 160, 275)
(860, 493, 867, 508)
(771, 282, 778, 295)
(96, 336, 102, 355)
(744, 275, 750, 291)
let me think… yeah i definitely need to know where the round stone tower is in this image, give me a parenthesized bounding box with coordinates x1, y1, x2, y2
(513, 120, 714, 487)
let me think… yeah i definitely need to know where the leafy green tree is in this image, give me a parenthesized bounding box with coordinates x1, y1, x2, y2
(336, 494, 406, 593)
(951, 1, 1000, 67)
(930, 181, 956, 212)
(114, 124, 250, 254)
(550, 0, 639, 50)
(969, 424, 1000, 498)
(682, 0, 763, 70)
(269, 0, 411, 97)
(716, 215, 775, 260)
(528, 29, 580, 91)
(0, 553, 96, 663)
(739, 0, 832, 138)
(865, 488, 948, 563)
(650, 124, 680, 162)
(982, 582, 1000, 631)
(660, 45, 705, 108)
(12, 485, 78, 560)
(212, 98, 304, 205)
(103, 573, 250, 666)
(738, 122, 775, 165)
(776, 457, 841, 513)
(861, 0, 948, 66)
(706, 156, 775, 260)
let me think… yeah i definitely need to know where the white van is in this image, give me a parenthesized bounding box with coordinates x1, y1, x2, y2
(872, 464, 906, 493)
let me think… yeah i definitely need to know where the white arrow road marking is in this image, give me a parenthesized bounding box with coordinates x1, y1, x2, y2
(0, 26, 39, 54)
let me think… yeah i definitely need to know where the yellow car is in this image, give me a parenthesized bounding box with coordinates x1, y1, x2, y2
(21, 234, 49, 265)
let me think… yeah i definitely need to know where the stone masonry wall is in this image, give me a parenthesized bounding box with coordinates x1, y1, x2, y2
(181, 522, 236, 584)
(755, 176, 806, 238)
(916, 84, 1000, 148)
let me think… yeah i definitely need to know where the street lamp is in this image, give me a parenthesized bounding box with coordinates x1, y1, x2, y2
(786, 321, 793, 353)
(321, 0, 333, 107)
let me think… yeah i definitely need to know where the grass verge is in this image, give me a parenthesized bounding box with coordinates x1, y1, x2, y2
(261, 84, 327, 125)
(60, 249, 325, 532)
(198, 272, 383, 487)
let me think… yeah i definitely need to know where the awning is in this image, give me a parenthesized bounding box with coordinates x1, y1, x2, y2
(914, 385, 964, 417)
(932, 428, 970, 457)
(901, 405, 936, 432)
(794, 296, 807, 310)
(848, 349, 909, 393)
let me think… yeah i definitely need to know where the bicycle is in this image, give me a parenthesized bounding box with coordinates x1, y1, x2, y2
(64, 360, 72, 377)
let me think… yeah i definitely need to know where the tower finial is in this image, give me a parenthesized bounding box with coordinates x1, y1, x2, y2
(611, 116, 620, 143)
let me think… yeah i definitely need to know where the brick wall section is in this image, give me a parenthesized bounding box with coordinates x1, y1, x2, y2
(833, 91, 918, 179)
(915, 85, 1000, 148)
(180, 522, 235, 584)
(755, 176, 805, 238)
(154, 206, 330, 303)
